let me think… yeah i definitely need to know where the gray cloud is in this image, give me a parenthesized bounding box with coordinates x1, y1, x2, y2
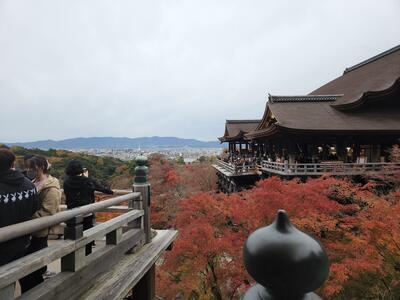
(1, 0, 399, 142)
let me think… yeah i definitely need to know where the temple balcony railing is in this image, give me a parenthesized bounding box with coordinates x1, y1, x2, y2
(0, 156, 178, 300)
(260, 160, 400, 176)
(213, 159, 259, 176)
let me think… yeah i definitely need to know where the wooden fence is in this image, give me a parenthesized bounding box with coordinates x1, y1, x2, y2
(215, 159, 258, 176)
(0, 180, 177, 299)
(260, 160, 400, 176)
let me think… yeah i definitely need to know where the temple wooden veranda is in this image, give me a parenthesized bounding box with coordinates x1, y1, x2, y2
(214, 45, 400, 192)
(0, 157, 177, 300)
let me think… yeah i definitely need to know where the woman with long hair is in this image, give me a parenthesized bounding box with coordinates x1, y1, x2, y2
(19, 156, 61, 293)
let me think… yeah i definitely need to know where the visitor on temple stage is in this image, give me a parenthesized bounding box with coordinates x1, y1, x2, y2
(19, 156, 61, 293)
(0, 148, 39, 267)
(63, 159, 113, 255)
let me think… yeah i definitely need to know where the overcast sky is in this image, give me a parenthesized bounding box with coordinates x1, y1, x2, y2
(0, 0, 399, 142)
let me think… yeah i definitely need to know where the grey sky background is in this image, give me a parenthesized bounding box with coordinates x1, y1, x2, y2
(1, 0, 399, 142)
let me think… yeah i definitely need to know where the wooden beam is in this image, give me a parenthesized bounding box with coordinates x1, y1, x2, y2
(133, 184, 151, 244)
(62, 215, 85, 272)
(0, 284, 14, 300)
(19, 229, 144, 300)
(106, 227, 123, 245)
(131, 265, 155, 300)
(82, 210, 143, 246)
(100, 206, 132, 213)
(0, 193, 141, 244)
(0, 210, 143, 289)
(80, 230, 178, 300)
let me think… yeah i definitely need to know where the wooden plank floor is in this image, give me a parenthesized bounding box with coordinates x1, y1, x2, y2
(80, 229, 177, 300)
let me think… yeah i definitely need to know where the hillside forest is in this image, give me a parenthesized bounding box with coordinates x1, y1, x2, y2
(4, 145, 400, 299)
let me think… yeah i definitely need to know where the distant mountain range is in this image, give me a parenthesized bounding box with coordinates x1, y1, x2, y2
(5, 136, 221, 150)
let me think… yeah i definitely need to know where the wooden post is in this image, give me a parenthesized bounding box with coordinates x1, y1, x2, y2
(106, 227, 123, 245)
(132, 265, 155, 300)
(61, 215, 85, 272)
(131, 155, 155, 300)
(134, 184, 151, 244)
(128, 189, 143, 231)
(284, 160, 289, 173)
(133, 155, 152, 244)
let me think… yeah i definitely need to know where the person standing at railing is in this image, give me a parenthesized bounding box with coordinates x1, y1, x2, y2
(20, 155, 61, 293)
(63, 159, 113, 255)
(0, 149, 40, 267)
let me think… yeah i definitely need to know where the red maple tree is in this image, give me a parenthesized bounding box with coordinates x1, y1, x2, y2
(156, 175, 400, 299)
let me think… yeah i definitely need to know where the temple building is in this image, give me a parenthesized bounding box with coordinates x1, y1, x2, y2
(214, 44, 400, 193)
(215, 120, 261, 193)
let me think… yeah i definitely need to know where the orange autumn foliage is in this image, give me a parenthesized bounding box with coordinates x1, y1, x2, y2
(89, 149, 400, 299)
(157, 176, 400, 299)
(149, 154, 217, 229)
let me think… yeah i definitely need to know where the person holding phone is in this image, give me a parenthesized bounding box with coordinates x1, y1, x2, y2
(63, 159, 113, 255)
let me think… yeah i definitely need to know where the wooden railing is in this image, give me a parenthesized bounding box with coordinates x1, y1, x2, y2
(0, 156, 177, 300)
(215, 159, 258, 175)
(260, 160, 400, 176)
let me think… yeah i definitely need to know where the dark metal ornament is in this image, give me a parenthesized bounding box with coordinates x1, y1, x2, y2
(242, 210, 329, 300)
(134, 154, 149, 184)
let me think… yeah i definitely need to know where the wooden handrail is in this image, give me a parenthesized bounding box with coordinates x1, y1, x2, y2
(0, 155, 176, 300)
(260, 160, 400, 175)
(0, 210, 144, 290)
(216, 159, 258, 175)
(0, 192, 140, 244)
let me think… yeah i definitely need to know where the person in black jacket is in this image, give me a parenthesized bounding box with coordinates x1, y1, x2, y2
(63, 159, 113, 255)
(0, 148, 39, 266)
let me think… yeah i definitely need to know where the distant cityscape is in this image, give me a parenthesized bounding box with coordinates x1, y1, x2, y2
(76, 147, 223, 163)
(3, 136, 224, 163)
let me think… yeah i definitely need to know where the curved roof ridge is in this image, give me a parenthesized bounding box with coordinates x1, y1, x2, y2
(344, 44, 400, 74)
(332, 76, 400, 110)
(309, 44, 400, 106)
(268, 94, 342, 103)
(226, 119, 260, 123)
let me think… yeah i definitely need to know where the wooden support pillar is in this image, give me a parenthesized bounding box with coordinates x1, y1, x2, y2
(106, 227, 123, 245)
(128, 190, 143, 232)
(372, 144, 381, 162)
(133, 155, 152, 244)
(336, 139, 344, 162)
(61, 215, 85, 272)
(133, 184, 151, 243)
(288, 142, 296, 164)
(132, 264, 155, 300)
(354, 142, 360, 162)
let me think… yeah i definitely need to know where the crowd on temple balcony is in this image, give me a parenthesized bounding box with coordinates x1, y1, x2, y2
(221, 151, 259, 166)
(0, 148, 113, 295)
(219, 142, 390, 170)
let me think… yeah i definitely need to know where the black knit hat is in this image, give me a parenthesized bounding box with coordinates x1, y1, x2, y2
(65, 159, 84, 176)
